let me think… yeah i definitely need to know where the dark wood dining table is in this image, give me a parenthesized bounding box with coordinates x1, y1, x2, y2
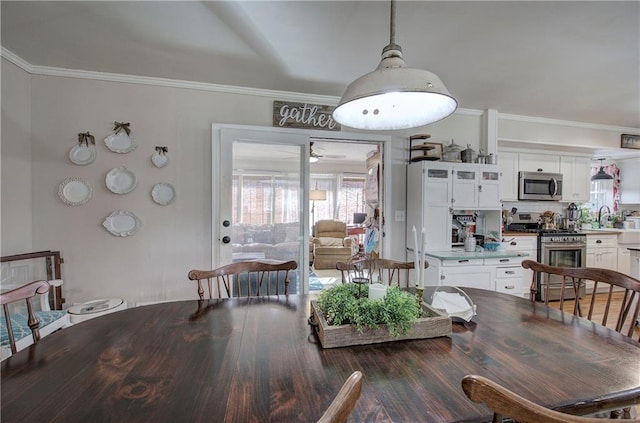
(2, 288, 639, 422)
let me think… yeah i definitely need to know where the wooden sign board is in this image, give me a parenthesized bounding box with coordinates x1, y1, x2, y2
(273, 101, 341, 131)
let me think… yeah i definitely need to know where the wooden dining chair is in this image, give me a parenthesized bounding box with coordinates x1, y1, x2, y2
(522, 259, 640, 341)
(317, 371, 363, 423)
(1, 280, 50, 354)
(335, 258, 427, 287)
(461, 374, 624, 423)
(188, 260, 298, 299)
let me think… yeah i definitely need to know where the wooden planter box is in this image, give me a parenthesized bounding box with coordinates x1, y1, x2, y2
(310, 300, 452, 349)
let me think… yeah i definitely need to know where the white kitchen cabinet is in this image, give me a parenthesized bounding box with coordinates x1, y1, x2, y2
(440, 266, 494, 291)
(451, 165, 478, 209)
(451, 164, 501, 209)
(495, 265, 527, 298)
(478, 166, 502, 208)
(406, 162, 452, 251)
(617, 247, 631, 276)
(586, 234, 618, 271)
(504, 235, 537, 296)
(560, 156, 590, 203)
(499, 152, 518, 201)
(424, 253, 527, 297)
(406, 162, 502, 252)
(518, 153, 560, 173)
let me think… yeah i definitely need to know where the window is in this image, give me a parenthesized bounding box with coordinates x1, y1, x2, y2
(586, 163, 620, 226)
(232, 174, 299, 225)
(310, 175, 366, 222)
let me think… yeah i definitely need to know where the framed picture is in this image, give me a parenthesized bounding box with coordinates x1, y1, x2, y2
(410, 142, 443, 162)
(621, 133, 640, 150)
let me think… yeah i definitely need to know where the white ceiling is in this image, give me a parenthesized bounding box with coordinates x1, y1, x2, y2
(2, 1, 639, 132)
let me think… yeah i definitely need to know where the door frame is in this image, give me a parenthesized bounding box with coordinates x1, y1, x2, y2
(211, 123, 392, 281)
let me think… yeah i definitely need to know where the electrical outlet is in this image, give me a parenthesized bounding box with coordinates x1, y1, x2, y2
(395, 210, 405, 222)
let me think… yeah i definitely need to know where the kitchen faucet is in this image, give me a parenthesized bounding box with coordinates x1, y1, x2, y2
(597, 205, 611, 227)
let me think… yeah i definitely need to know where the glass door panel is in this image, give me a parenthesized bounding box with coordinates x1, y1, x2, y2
(215, 127, 309, 296)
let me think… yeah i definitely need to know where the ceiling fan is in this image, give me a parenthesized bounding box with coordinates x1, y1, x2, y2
(309, 142, 323, 163)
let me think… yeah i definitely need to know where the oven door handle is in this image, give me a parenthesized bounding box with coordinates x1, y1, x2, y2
(541, 242, 586, 250)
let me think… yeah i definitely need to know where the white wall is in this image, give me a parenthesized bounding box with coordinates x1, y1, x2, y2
(26, 73, 284, 305)
(1, 59, 32, 255)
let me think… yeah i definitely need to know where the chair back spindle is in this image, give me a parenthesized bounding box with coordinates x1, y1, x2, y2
(1, 280, 50, 354)
(188, 260, 298, 299)
(522, 259, 640, 341)
(336, 258, 427, 287)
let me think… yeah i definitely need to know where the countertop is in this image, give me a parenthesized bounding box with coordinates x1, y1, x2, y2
(426, 250, 529, 260)
(579, 229, 624, 235)
(502, 230, 623, 236)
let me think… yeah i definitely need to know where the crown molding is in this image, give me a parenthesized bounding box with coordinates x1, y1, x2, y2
(498, 112, 639, 134)
(1, 47, 33, 73)
(2, 47, 634, 132)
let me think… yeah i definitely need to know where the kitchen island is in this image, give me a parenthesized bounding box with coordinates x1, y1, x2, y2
(425, 250, 530, 298)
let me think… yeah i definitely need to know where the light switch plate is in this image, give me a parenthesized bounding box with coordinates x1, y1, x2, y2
(395, 210, 405, 222)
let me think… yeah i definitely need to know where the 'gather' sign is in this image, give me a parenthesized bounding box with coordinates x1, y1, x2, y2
(273, 101, 341, 131)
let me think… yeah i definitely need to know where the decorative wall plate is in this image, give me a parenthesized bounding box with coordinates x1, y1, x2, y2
(104, 132, 137, 154)
(102, 210, 141, 237)
(58, 177, 93, 206)
(151, 152, 169, 168)
(69, 144, 97, 165)
(151, 183, 176, 205)
(105, 166, 137, 194)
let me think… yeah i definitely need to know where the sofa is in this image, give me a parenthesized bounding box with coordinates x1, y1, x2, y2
(232, 223, 311, 263)
(311, 220, 356, 269)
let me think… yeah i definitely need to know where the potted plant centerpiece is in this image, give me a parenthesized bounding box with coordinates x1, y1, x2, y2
(310, 282, 451, 349)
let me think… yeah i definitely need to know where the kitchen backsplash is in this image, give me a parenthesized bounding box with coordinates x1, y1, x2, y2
(502, 201, 566, 215)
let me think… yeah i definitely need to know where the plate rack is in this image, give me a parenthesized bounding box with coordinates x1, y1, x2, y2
(409, 134, 439, 162)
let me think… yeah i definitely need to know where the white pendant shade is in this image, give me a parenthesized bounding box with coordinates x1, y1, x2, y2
(333, 1, 457, 131)
(333, 62, 458, 130)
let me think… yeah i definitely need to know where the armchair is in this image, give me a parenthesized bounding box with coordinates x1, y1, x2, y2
(311, 220, 355, 270)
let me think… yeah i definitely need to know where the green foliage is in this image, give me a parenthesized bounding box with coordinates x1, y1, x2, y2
(317, 283, 422, 337)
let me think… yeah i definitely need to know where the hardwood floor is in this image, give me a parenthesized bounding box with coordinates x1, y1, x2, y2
(546, 291, 640, 340)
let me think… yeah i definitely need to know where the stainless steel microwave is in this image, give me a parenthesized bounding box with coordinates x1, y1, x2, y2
(518, 171, 563, 200)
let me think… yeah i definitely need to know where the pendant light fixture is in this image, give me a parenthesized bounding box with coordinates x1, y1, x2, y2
(591, 158, 613, 181)
(333, 0, 457, 130)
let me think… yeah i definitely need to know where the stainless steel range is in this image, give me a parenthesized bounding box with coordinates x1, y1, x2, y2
(507, 213, 587, 301)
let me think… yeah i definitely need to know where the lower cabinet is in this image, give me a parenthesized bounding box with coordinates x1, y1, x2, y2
(504, 235, 537, 298)
(439, 261, 494, 291)
(617, 247, 631, 276)
(425, 255, 528, 297)
(586, 234, 618, 271)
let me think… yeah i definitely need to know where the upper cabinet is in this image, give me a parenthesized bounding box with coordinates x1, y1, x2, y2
(451, 164, 501, 209)
(406, 162, 502, 252)
(499, 150, 591, 203)
(518, 153, 560, 173)
(560, 156, 590, 203)
(499, 152, 518, 202)
(619, 158, 640, 204)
